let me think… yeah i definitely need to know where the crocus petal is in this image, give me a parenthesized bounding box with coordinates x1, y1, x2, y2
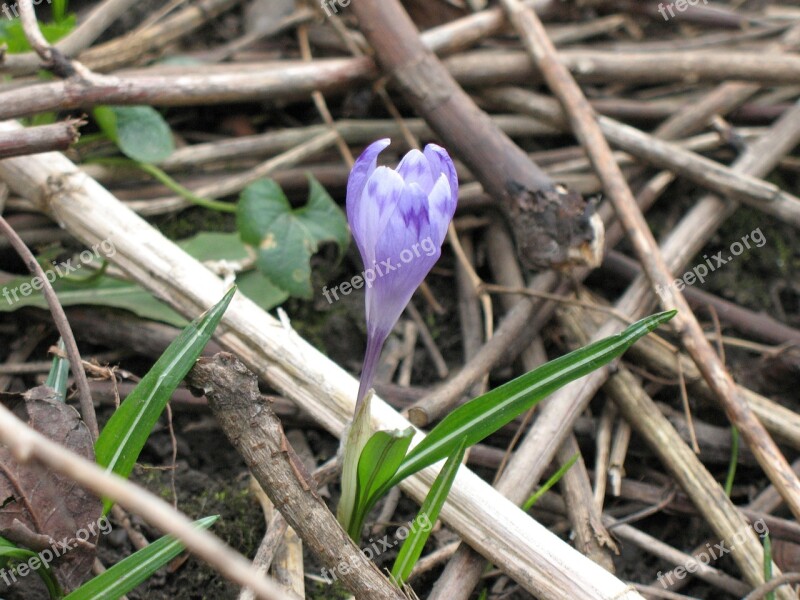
(348, 166, 405, 268)
(426, 174, 455, 247)
(365, 182, 436, 340)
(346, 138, 391, 234)
(396, 149, 434, 195)
(423, 143, 458, 207)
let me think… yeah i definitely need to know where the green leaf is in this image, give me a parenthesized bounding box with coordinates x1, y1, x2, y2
(391, 440, 466, 586)
(523, 452, 578, 511)
(337, 392, 375, 539)
(0, 535, 61, 598)
(177, 232, 288, 311)
(385, 311, 677, 495)
(94, 288, 235, 513)
(0, 15, 75, 53)
(94, 106, 175, 163)
(295, 176, 349, 261)
(64, 516, 217, 600)
(0, 234, 290, 326)
(0, 272, 187, 327)
(724, 426, 739, 497)
(45, 338, 69, 402)
(236, 176, 349, 298)
(52, 0, 68, 24)
(763, 533, 775, 600)
(348, 427, 414, 539)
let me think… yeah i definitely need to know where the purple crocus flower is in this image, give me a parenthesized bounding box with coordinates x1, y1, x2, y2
(347, 139, 458, 412)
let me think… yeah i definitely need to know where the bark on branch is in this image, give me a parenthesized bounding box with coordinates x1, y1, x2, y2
(187, 353, 406, 600)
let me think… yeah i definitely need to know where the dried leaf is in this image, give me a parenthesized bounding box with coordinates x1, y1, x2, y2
(0, 388, 103, 594)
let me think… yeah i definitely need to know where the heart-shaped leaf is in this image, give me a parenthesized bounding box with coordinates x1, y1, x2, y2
(93, 106, 174, 163)
(236, 176, 348, 298)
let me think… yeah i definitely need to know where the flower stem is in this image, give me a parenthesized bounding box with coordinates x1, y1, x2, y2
(355, 330, 386, 412)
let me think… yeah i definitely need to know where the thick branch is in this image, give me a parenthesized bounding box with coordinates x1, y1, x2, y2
(187, 353, 406, 600)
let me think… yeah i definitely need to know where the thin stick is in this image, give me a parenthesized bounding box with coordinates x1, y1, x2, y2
(0, 216, 98, 438)
(0, 119, 83, 159)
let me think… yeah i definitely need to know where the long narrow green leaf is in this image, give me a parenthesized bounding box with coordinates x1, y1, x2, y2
(95, 288, 235, 512)
(523, 452, 579, 511)
(349, 427, 414, 539)
(763, 533, 775, 600)
(0, 535, 61, 598)
(724, 426, 739, 496)
(64, 516, 217, 600)
(391, 440, 466, 586)
(386, 311, 676, 493)
(45, 338, 69, 402)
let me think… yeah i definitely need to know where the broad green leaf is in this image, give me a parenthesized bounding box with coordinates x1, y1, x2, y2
(391, 440, 466, 586)
(0, 535, 61, 598)
(348, 426, 414, 539)
(95, 288, 235, 513)
(236, 176, 348, 298)
(295, 176, 349, 261)
(177, 232, 288, 311)
(0, 272, 187, 327)
(94, 106, 175, 163)
(338, 391, 374, 538)
(64, 516, 217, 600)
(384, 311, 676, 494)
(0, 234, 289, 326)
(45, 338, 69, 402)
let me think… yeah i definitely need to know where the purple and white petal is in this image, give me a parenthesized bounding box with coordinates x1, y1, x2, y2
(350, 166, 405, 267)
(346, 138, 391, 230)
(426, 174, 455, 247)
(423, 143, 458, 205)
(395, 149, 434, 195)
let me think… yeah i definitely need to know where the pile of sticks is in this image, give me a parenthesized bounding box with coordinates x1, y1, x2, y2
(2, 0, 800, 599)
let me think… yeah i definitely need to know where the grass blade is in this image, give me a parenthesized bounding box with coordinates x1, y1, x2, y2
(0, 535, 61, 598)
(45, 338, 69, 402)
(523, 452, 579, 510)
(95, 288, 235, 512)
(390, 440, 466, 587)
(64, 516, 217, 600)
(387, 311, 676, 492)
